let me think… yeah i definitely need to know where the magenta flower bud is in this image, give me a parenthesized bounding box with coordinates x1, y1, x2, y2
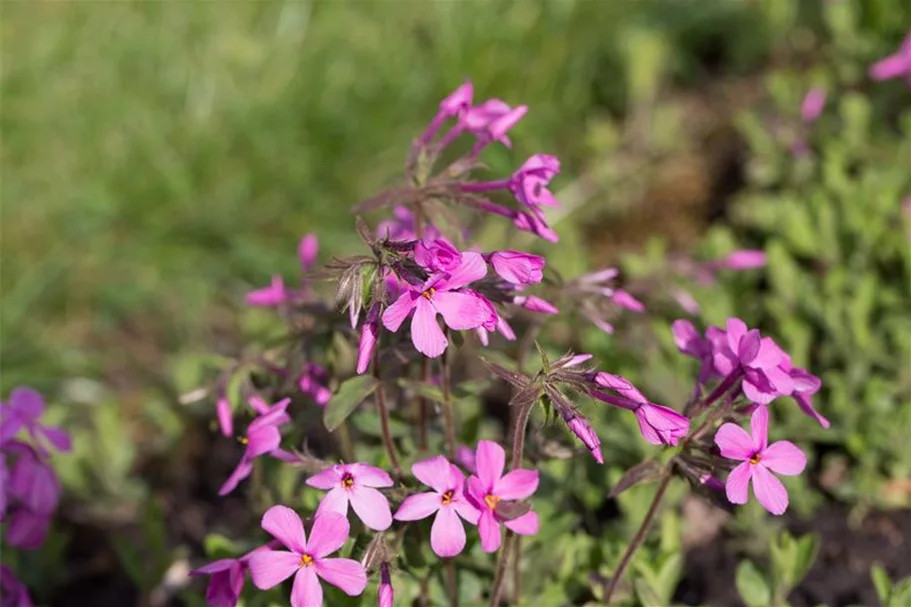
(868, 31, 911, 82)
(513, 295, 559, 315)
(610, 289, 645, 312)
(356, 303, 380, 375)
(716, 250, 767, 270)
(634, 403, 690, 447)
(508, 154, 561, 210)
(5, 508, 51, 550)
(565, 415, 603, 464)
(245, 276, 287, 307)
(456, 445, 477, 474)
(800, 87, 827, 123)
(298, 234, 319, 271)
(490, 251, 545, 284)
(564, 353, 593, 368)
(440, 80, 474, 116)
(512, 210, 559, 242)
(594, 372, 649, 405)
(415, 239, 462, 273)
(216, 396, 233, 437)
(486, 105, 527, 146)
(378, 562, 394, 607)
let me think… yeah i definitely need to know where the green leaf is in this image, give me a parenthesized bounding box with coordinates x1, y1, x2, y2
(736, 560, 771, 607)
(793, 534, 819, 586)
(323, 376, 377, 431)
(396, 378, 446, 404)
(870, 563, 892, 603)
(656, 554, 682, 604)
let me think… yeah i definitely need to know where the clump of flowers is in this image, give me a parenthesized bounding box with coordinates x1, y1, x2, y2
(185, 80, 828, 607)
(1, 387, 71, 606)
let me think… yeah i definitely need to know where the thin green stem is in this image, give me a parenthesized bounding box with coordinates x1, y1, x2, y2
(373, 347, 402, 477)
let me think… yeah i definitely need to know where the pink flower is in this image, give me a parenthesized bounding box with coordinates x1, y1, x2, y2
(869, 30, 911, 84)
(299, 234, 319, 272)
(780, 355, 829, 428)
(711, 318, 794, 404)
(415, 239, 462, 273)
(190, 546, 277, 607)
(513, 295, 559, 314)
(421, 80, 474, 144)
(463, 100, 527, 151)
(356, 303, 380, 375)
(299, 364, 332, 407)
(610, 289, 645, 312)
(715, 407, 806, 515)
(245, 276, 287, 307)
(216, 396, 233, 438)
(393, 455, 480, 558)
(0, 387, 71, 452)
(591, 373, 690, 446)
(508, 154, 561, 211)
(511, 209, 559, 242)
(306, 463, 394, 531)
(456, 445, 477, 474)
(465, 441, 540, 553)
(0, 565, 33, 607)
(563, 414, 603, 464)
(382, 252, 493, 358)
(5, 508, 51, 550)
(7, 443, 61, 514)
(489, 251, 545, 285)
(671, 319, 715, 385)
(219, 398, 291, 496)
(378, 563, 394, 607)
(249, 507, 367, 607)
(800, 88, 827, 123)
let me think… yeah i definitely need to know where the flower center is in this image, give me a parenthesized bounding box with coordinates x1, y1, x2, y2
(238, 436, 249, 445)
(299, 553, 314, 568)
(421, 287, 436, 300)
(440, 490, 454, 505)
(341, 473, 355, 489)
(749, 453, 761, 465)
(484, 494, 500, 510)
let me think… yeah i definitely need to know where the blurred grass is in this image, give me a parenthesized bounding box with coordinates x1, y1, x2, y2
(1, 0, 777, 392)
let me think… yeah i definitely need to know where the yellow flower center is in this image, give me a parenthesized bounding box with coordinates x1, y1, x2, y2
(238, 436, 249, 445)
(484, 494, 501, 510)
(421, 287, 436, 300)
(299, 554, 314, 568)
(749, 453, 761, 465)
(440, 490, 454, 505)
(342, 473, 355, 489)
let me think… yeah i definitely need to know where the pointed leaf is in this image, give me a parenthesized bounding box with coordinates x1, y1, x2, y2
(323, 376, 378, 431)
(736, 561, 771, 607)
(609, 461, 662, 498)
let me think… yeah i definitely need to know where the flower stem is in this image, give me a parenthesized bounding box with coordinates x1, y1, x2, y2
(446, 559, 459, 607)
(417, 358, 430, 450)
(489, 398, 536, 606)
(602, 471, 673, 604)
(373, 347, 403, 478)
(441, 340, 457, 460)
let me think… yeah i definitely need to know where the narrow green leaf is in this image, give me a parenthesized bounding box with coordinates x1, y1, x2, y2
(870, 563, 892, 603)
(323, 376, 377, 431)
(736, 560, 771, 607)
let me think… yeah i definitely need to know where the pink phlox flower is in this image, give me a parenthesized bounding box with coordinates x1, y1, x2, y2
(356, 302, 380, 375)
(219, 398, 291, 496)
(377, 562, 394, 607)
(455, 445, 477, 474)
(508, 154, 561, 211)
(249, 507, 367, 607)
(779, 355, 829, 428)
(0, 387, 71, 452)
(299, 364, 332, 407)
(869, 29, 911, 84)
(671, 319, 716, 384)
(393, 455, 480, 558)
(715, 406, 806, 515)
(465, 440, 540, 553)
(513, 295, 559, 315)
(190, 544, 277, 607)
(459, 99, 527, 155)
(420, 80, 474, 144)
(0, 565, 33, 607)
(711, 318, 794, 404)
(381, 252, 494, 358)
(511, 208, 559, 242)
(563, 413, 603, 464)
(306, 463, 394, 531)
(6, 442, 62, 514)
(591, 373, 690, 446)
(299, 234, 319, 272)
(415, 239, 462, 273)
(489, 251, 545, 285)
(245, 276, 287, 308)
(5, 507, 51, 550)
(800, 88, 827, 123)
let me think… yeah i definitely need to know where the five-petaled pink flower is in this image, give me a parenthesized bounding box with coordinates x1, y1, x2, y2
(306, 463, 394, 531)
(393, 455, 480, 558)
(0, 387, 71, 452)
(715, 406, 806, 515)
(710, 318, 794, 404)
(509, 154, 560, 211)
(465, 441, 540, 553)
(190, 543, 277, 607)
(489, 251, 545, 285)
(219, 398, 291, 496)
(415, 239, 462, 273)
(249, 507, 367, 607)
(382, 251, 493, 358)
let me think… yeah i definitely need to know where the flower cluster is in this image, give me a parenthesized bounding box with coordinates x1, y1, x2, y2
(1, 387, 71, 605)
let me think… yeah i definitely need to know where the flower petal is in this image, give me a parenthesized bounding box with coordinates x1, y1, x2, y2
(761, 441, 807, 476)
(190, 558, 239, 576)
(10, 387, 44, 419)
(394, 492, 441, 521)
(291, 566, 322, 607)
(430, 507, 466, 558)
(411, 455, 454, 494)
(714, 423, 754, 461)
(5, 508, 50, 549)
(478, 511, 502, 553)
(349, 463, 394, 488)
(315, 486, 350, 518)
(725, 318, 748, 354)
(475, 440, 505, 491)
(725, 462, 752, 505)
(411, 297, 448, 358)
(381, 291, 418, 333)
(437, 251, 487, 290)
(218, 457, 253, 496)
(307, 511, 350, 558)
(494, 469, 538, 500)
(750, 406, 769, 452)
(349, 486, 392, 531)
(246, 426, 281, 458)
(453, 498, 481, 525)
(248, 550, 301, 590)
(306, 467, 343, 490)
(795, 393, 830, 429)
(432, 291, 492, 331)
(751, 465, 789, 515)
(751, 337, 784, 369)
(504, 510, 539, 536)
(262, 505, 307, 553)
(216, 399, 234, 438)
(315, 558, 367, 596)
